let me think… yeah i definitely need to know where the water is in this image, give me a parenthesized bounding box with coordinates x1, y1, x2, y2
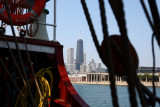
(73, 84, 160, 107)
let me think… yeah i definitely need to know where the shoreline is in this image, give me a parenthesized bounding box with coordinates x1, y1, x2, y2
(71, 81, 160, 87)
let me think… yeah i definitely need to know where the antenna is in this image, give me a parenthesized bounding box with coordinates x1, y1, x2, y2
(79, 30, 82, 39)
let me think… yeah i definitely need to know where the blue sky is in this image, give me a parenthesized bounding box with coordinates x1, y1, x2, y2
(46, 0, 160, 67)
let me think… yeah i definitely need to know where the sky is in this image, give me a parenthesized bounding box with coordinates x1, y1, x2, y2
(45, 0, 160, 68)
(4, 0, 159, 68)
(3, 0, 159, 68)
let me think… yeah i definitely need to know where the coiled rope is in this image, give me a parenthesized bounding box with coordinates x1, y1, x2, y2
(15, 67, 54, 107)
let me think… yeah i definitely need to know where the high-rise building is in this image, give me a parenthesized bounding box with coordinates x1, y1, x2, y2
(83, 53, 86, 65)
(80, 53, 86, 73)
(88, 59, 96, 72)
(76, 38, 84, 70)
(80, 64, 86, 73)
(67, 48, 74, 73)
(86, 65, 93, 73)
(97, 61, 101, 69)
(73, 59, 76, 73)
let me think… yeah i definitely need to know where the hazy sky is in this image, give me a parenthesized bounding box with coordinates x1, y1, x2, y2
(46, 0, 160, 67)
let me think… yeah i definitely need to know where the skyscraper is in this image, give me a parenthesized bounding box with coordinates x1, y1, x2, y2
(76, 38, 84, 70)
(67, 48, 74, 73)
(83, 53, 86, 65)
(80, 53, 86, 73)
(89, 59, 96, 72)
(97, 61, 101, 69)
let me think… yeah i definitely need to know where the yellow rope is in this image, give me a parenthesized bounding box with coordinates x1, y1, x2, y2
(15, 67, 54, 107)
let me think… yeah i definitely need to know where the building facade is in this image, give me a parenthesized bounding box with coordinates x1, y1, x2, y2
(97, 61, 101, 69)
(67, 48, 74, 73)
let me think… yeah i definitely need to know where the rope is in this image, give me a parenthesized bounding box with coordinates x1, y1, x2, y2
(4, 0, 35, 106)
(0, 58, 31, 107)
(80, 0, 101, 53)
(15, 67, 53, 107)
(148, 0, 160, 47)
(140, 83, 157, 105)
(26, 17, 39, 37)
(148, 0, 160, 25)
(0, 32, 27, 87)
(151, 33, 156, 96)
(108, 0, 139, 106)
(140, 0, 160, 105)
(140, 0, 154, 30)
(22, 36, 44, 103)
(134, 76, 147, 107)
(98, 0, 118, 106)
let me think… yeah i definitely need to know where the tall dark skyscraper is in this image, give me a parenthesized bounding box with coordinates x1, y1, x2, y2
(76, 38, 84, 70)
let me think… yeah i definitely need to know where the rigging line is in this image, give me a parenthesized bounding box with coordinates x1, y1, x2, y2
(0, 58, 31, 107)
(148, 0, 160, 47)
(141, 0, 160, 50)
(140, 0, 159, 103)
(1, 32, 26, 87)
(98, 0, 119, 107)
(80, 0, 101, 53)
(148, 0, 160, 25)
(22, 37, 46, 106)
(80, 2, 119, 106)
(151, 33, 156, 96)
(134, 74, 147, 107)
(4, 0, 36, 106)
(140, 0, 159, 104)
(0, 58, 24, 97)
(108, 0, 138, 106)
(140, 83, 158, 104)
(140, 0, 154, 30)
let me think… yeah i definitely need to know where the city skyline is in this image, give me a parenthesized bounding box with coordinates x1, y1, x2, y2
(4, 0, 160, 67)
(66, 38, 106, 73)
(51, 0, 160, 67)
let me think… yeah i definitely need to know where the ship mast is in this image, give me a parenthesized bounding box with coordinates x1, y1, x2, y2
(54, 0, 56, 41)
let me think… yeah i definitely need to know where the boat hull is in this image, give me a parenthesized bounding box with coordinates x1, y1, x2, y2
(0, 36, 89, 107)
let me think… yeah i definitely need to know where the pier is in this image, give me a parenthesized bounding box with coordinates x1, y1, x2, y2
(68, 73, 160, 86)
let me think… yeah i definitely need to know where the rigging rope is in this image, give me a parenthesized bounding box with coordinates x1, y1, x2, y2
(98, 0, 118, 106)
(140, 0, 154, 30)
(80, 0, 160, 106)
(80, 0, 119, 107)
(151, 33, 156, 96)
(108, 0, 141, 106)
(140, 0, 160, 106)
(4, 0, 35, 106)
(148, 0, 160, 48)
(0, 58, 31, 107)
(22, 36, 44, 103)
(0, 30, 27, 87)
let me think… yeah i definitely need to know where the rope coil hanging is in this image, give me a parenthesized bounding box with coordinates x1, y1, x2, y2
(0, 0, 46, 26)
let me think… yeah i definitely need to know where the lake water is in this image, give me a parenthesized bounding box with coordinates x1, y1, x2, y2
(73, 84, 160, 107)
